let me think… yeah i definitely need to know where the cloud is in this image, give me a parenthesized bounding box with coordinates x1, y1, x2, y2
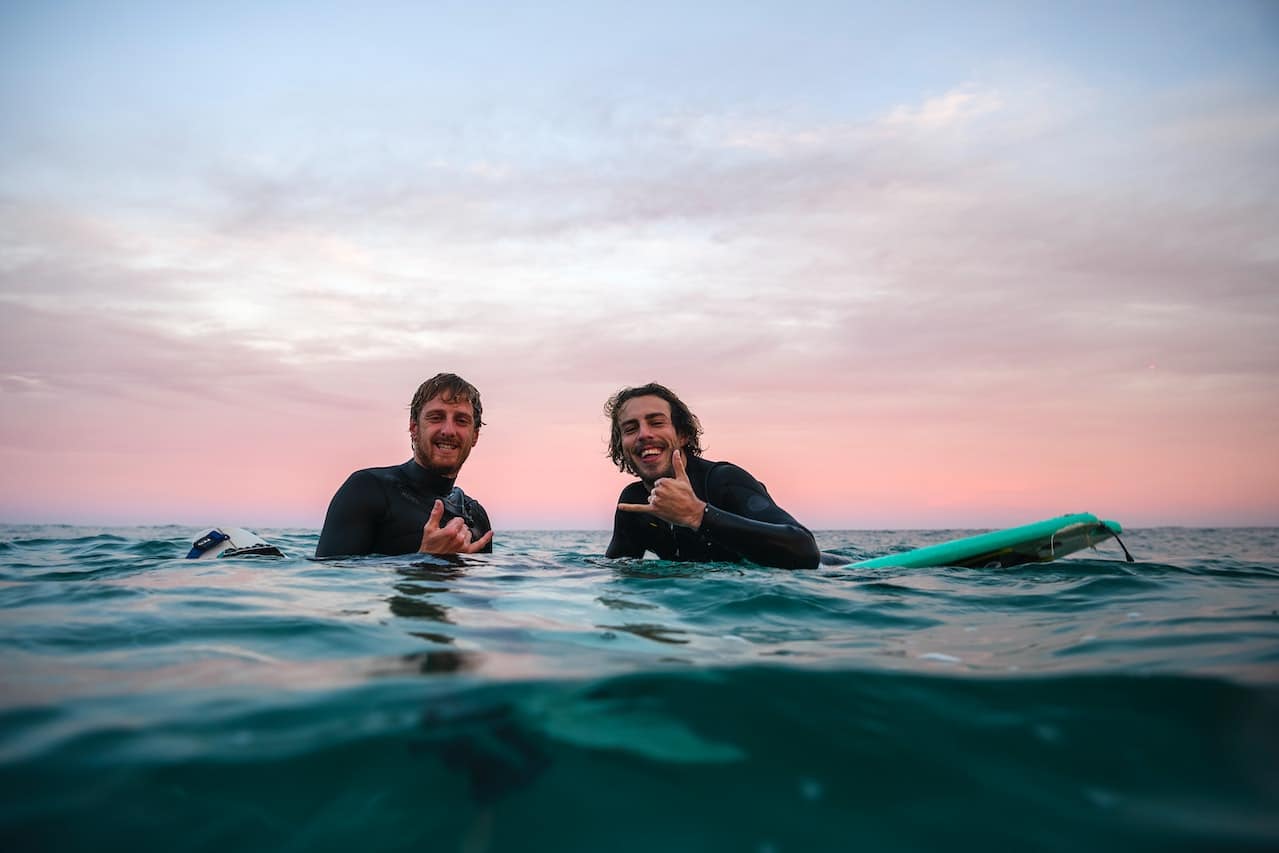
(883, 87, 1005, 131)
(3, 56, 1278, 525)
(5, 78, 1277, 405)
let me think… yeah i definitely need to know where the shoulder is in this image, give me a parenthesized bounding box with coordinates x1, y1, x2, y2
(331, 465, 404, 506)
(701, 459, 761, 488)
(339, 465, 399, 489)
(701, 459, 773, 508)
(617, 480, 648, 502)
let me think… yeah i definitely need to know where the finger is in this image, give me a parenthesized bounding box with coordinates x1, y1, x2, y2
(673, 448, 689, 482)
(465, 530, 494, 552)
(442, 516, 467, 540)
(428, 499, 445, 527)
(453, 525, 471, 550)
(618, 502, 657, 514)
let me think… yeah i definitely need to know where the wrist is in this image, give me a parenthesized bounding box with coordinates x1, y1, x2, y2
(690, 500, 709, 531)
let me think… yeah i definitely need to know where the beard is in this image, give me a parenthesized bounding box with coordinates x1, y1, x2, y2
(412, 431, 467, 477)
(628, 443, 674, 484)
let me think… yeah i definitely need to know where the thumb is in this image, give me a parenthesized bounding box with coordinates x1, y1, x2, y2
(673, 447, 690, 481)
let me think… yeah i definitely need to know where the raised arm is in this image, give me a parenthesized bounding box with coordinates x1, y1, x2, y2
(617, 450, 819, 570)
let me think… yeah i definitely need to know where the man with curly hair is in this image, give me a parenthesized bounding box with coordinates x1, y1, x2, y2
(603, 382, 819, 570)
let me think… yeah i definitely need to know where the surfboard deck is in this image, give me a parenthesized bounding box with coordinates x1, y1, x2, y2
(849, 513, 1125, 569)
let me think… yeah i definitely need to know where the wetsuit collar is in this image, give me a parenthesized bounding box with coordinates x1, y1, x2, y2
(400, 458, 458, 495)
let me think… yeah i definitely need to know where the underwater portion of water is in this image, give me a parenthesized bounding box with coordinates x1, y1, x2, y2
(1, 525, 1276, 851)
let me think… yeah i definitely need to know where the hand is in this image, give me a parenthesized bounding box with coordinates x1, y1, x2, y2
(618, 448, 707, 529)
(419, 500, 494, 554)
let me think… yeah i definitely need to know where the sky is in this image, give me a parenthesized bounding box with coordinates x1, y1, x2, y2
(1, 0, 1277, 531)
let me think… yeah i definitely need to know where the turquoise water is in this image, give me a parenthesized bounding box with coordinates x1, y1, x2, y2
(1, 525, 1277, 851)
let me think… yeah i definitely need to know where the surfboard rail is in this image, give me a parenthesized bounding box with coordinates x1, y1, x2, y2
(850, 513, 1127, 569)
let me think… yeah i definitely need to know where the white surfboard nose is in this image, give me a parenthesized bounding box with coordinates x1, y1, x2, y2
(186, 527, 284, 559)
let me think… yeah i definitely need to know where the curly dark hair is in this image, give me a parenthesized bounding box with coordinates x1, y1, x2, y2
(604, 382, 703, 474)
(409, 373, 483, 428)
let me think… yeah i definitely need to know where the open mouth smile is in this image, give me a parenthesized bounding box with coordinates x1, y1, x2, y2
(636, 444, 665, 463)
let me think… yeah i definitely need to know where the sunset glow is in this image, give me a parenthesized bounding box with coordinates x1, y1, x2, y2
(2, 1, 1276, 530)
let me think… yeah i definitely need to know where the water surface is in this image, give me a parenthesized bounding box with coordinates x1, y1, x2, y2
(1, 525, 1276, 851)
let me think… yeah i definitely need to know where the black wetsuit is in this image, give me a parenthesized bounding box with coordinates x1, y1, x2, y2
(605, 454, 819, 570)
(315, 460, 492, 558)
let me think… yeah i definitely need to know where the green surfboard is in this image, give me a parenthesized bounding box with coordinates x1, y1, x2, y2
(850, 513, 1126, 569)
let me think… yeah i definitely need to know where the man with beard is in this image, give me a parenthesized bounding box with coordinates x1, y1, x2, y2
(603, 382, 820, 570)
(315, 373, 493, 558)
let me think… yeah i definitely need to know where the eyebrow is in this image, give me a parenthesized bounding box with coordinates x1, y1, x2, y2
(622, 412, 666, 427)
(423, 406, 473, 419)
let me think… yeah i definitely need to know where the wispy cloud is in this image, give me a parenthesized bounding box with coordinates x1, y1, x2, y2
(2, 4, 1277, 526)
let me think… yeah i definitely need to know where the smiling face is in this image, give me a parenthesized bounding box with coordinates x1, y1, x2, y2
(409, 393, 479, 477)
(617, 395, 686, 483)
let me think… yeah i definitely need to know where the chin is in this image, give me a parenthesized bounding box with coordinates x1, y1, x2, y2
(633, 464, 669, 482)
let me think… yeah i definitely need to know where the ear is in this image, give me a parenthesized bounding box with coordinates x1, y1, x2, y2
(409, 419, 418, 439)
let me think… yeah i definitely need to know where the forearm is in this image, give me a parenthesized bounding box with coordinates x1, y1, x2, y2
(698, 503, 820, 570)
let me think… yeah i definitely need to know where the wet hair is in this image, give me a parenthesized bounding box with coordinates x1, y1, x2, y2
(605, 382, 703, 474)
(410, 373, 484, 428)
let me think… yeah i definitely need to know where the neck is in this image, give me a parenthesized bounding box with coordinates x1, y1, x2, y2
(407, 458, 458, 485)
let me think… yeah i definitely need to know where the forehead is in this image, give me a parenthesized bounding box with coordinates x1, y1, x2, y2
(418, 394, 475, 417)
(618, 395, 672, 423)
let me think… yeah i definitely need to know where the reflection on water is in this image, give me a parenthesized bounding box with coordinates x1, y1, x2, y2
(409, 630, 455, 644)
(598, 623, 691, 644)
(397, 558, 472, 581)
(387, 594, 453, 623)
(413, 696, 552, 804)
(596, 596, 658, 611)
(387, 561, 466, 624)
(368, 649, 479, 677)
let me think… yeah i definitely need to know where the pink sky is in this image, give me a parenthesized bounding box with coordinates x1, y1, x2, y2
(2, 2, 1277, 530)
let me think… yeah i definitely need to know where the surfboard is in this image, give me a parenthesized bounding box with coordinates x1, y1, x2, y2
(849, 513, 1128, 569)
(186, 527, 286, 559)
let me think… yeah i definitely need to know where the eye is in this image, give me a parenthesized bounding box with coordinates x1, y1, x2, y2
(622, 423, 638, 434)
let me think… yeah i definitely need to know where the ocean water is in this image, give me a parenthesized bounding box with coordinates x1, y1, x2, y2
(1, 525, 1276, 852)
